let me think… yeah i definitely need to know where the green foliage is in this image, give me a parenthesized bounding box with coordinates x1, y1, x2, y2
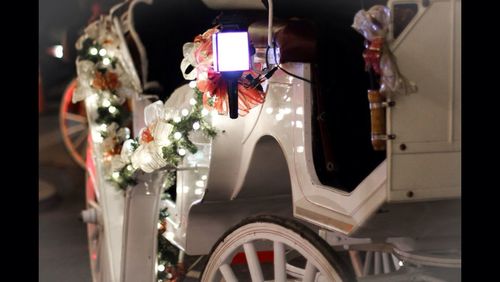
(109, 164, 137, 190)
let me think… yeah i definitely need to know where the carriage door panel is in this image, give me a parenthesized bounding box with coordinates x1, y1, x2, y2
(387, 0, 461, 201)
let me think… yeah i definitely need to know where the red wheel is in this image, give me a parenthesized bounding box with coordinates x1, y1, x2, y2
(59, 78, 88, 169)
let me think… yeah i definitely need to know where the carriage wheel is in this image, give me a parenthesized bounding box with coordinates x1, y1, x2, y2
(201, 215, 355, 282)
(60, 78, 88, 169)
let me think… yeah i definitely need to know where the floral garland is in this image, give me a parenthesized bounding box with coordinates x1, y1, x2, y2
(157, 187, 182, 281)
(74, 17, 138, 179)
(181, 27, 267, 117)
(108, 86, 216, 190)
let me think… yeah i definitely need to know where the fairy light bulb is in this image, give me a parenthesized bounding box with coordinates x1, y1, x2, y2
(108, 106, 117, 114)
(89, 47, 98, 55)
(178, 148, 186, 156)
(157, 223, 162, 229)
(189, 98, 197, 105)
(192, 122, 200, 130)
(181, 109, 189, 116)
(196, 180, 204, 187)
(201, 175, 207, 180)
(112, 172, 120, 179)
(174, 132, 182, 140)
(173, 116, 181, 123)
(102, 99, 111, 107)
(189, 81, 197, 88)
(126, 165, 133, 171)
(157, 264, 165, 272)
(102, 57, 111, 66)
(99, 124, 107, 131)
(93, 134, 103, 143)
(201, 109, 209, 116)
(99, 48, 107, 56)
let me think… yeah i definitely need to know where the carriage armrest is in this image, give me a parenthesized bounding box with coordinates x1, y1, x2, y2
(249, 19, 317, 63)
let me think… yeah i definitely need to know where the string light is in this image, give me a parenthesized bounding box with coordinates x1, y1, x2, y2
(181, 109, 189, 116)
(102, 99, 111, 107)
(178, 148, 186, 156)
(99, 48, 107, 56)
(195, 180, 204, 188)
(108, 106, 117, 114)
(189, 98, 197, 105)
(157, 264, 165, 272)
(189, 81, 197, 88)
(89, 47, 98, 55)
(173, 132, 182, 140)
(102, 57, 111, 66)
(112, 172, 120, 179)
(192, 122, 200, 130)
(201, 109, 209, 116)
(173, 116, 181, 123)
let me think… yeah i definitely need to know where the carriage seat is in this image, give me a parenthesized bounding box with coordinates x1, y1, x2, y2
(248, 19, 317, 64)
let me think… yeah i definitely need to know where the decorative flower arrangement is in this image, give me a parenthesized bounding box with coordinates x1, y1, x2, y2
(352, 5, 417, 96)
(181, 27, 267, 117)
(74, 16, 138, 180)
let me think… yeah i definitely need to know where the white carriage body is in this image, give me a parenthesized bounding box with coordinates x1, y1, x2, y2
(163, 0, 461, 257)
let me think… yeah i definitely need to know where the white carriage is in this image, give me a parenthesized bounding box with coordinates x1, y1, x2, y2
(78, 0, 461, 281)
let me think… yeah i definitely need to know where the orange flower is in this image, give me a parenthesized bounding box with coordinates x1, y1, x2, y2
(92, 71, 120, 91)
(141, 127, 154, 143)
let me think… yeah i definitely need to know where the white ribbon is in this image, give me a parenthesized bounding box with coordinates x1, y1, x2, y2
(180, 42, 199, 80)
(131, 142, 167, 173)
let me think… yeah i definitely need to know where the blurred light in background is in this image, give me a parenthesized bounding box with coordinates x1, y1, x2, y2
(48, 45, 64, 59)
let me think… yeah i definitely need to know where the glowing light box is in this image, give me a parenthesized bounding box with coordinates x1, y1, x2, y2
(212, 31, 250, 72)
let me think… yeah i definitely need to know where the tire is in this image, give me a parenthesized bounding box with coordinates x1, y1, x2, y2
(201, 215, 356, 282)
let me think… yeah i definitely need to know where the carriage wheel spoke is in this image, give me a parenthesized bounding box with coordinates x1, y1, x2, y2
(273, 241, 286, 282)
(243, 242, 264, 282)
(66, 123, 87, 136)
(65, 112, 87, 123)
(303, 261, 317, 282)
(349, 250, 363, 277)
(374, 252, 381, 275)
(392, 254, 401, 270)
(73, 130, 88, 150)
(219, 264, 238, 282)
(363, 251, 373, 276)
(286, 263, 304, 279)
(382, 252, 391, 273)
